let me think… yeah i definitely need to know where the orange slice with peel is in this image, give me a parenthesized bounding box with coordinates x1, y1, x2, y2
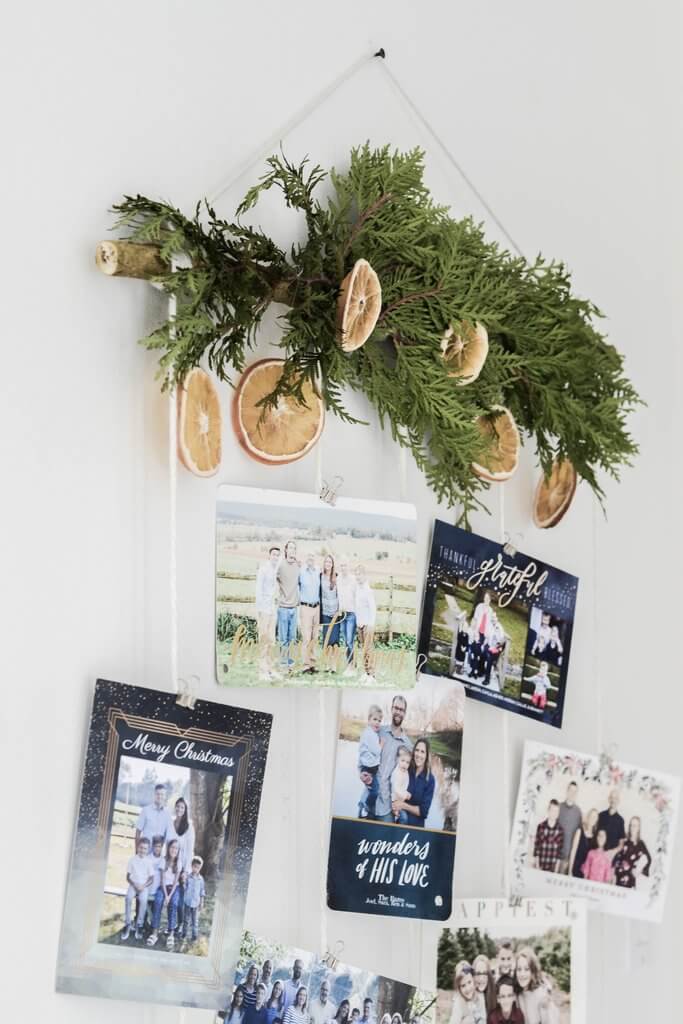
(177, 367, 222, 477)
(336, 258, 382, 352)
(533, 459, 577, 528)
(472, 406, 521, 482)
(232, 358, 324, 464)
(441, 321, 489, 385)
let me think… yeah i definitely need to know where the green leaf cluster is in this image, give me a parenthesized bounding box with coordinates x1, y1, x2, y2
(112, 144, 640, 518)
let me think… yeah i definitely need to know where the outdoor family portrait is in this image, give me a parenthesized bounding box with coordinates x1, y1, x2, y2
(331, 678, 465, 833)
(215, 486, 417, 688)
(437, 924, 571, 1024)
(217, 933, 434, 1024)
(424, 580, 568, 712)
(98, 753, 232, 956)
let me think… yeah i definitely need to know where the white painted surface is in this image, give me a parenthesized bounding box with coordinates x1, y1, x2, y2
(2, 1, 681, 1021)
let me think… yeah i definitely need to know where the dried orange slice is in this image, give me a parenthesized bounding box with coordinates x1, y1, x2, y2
(336, 258, 382, 352)
(232, 358, 324, 464)
(472, 406, 520, 482)
(441, 321, 489, 385)
(177, 367, 222, 477)
(533, 459, 577, 528)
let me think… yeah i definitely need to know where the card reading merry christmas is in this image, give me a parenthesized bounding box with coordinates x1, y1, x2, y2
(216, 930, 435, 1024)
(216, 484, 418, 688)
(56, 679, 272, 1008)
(327, 675, 465, 920)
(436, 899, 586, 1024)
(418, 521, 578, 728)
(509, 742, 680, 922)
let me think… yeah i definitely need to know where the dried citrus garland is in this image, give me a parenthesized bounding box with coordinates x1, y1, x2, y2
(106, 144, 640, 521)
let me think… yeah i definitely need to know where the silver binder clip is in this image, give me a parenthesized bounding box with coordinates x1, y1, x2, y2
(502, 532, 523, 557)
(321, 940, 345, 971)
(176, 674, 199, 709)
(320, 475, 343, 507)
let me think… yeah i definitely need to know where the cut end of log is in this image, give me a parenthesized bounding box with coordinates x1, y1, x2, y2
(95, 239, 167, 279)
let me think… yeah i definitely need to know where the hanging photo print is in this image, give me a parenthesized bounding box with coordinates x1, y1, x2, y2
(327, 676, 465, 920)
(216, 484, 418, 688)
(436, 899, 586, 1024)
(509, 741, 680, 922)
(56, 679, 272, 1008)
(418, 521, 578, 727)
(217, 931, 435, 1024)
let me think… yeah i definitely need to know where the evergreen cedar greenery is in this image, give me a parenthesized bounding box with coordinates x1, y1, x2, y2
(113, 144, 640, 519)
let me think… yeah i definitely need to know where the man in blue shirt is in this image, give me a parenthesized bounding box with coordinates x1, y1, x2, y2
(359, 695, 412, 822)
(299, 553, 321, 674)
(135, 783, 172, 845)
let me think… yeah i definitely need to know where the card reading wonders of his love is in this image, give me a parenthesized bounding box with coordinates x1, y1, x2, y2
(418, 520, 578, 728)
(56, 679, 272, 1009)
(216, 930, 436, 1024)
(509, 741, 680, 922)
(216, 484, 418, 688)
(327, 675, 465, 920)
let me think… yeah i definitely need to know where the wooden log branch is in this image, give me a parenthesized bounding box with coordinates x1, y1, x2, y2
(95, 240, 167, 278)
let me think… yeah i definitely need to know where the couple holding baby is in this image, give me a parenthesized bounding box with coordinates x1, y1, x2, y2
(357, 695, 435, 828)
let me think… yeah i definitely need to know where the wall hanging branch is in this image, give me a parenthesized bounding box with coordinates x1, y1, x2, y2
(97, 144, 641, 522)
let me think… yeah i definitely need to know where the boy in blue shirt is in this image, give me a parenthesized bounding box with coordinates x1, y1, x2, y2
(182, 855, 205, 942)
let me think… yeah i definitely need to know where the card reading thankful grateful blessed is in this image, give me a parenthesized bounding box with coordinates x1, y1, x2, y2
(216, 484, 418, 688)
(56, 679, 272, 1008)
(436, 899, 586, 1024)
(418, 521, 578, 727)
(216, 930, 435, 1024)
(326, 675, 465, 920)
(509, 741, 680, 921)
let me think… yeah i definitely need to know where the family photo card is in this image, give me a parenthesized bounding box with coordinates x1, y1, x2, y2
(437, 899, 586, 1024)
(216, 485, 418, 688)
(418, 521, 578, 728)
(56, 680, 272, 1008)
(217, 930, 435, 1024)
(509, 742, 680, 922)
(327, 676, 465, 919)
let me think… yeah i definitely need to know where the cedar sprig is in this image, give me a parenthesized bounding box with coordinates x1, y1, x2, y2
(110, 145, 641, 515)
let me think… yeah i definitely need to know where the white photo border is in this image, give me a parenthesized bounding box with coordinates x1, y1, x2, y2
(439, 898, 586, 1024)
(508, 741, 680, 922)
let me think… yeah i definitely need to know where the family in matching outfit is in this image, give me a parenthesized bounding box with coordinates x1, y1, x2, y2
(533, 782, 652, 886)
(357, 695, 436, 828)
(121, 785, 204, 949)
(450, 940, 561, 1024)
(222, 959, 419, 1024)
(255, 543, 377, 682)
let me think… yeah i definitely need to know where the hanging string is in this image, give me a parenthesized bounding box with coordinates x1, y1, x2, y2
(376, 58, 525, 259)
(319, 687, 329, 956)
(593, 501, 603, 753)
(168, 290, 179, 694)
(498, 485, 512, 896)
(398, 439, 408, 503)
(206, 51, 380, 207)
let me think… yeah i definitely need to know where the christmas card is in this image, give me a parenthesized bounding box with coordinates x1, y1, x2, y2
(436, 899, 586, 1024)
(326, 675, 465, 919)
(56, 679, 272, 1008)
(216, 484, 418, 689)
(509, 741, 680, 921)
(418, 521, 578, 727)
(217, 931, 435, 1024)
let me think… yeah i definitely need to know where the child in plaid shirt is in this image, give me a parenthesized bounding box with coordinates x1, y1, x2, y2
(533, 799, 564, 872)
(182, 855, 205, 942)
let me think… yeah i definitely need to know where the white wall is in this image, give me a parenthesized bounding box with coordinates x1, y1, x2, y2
(3, 1, 681, 1020)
